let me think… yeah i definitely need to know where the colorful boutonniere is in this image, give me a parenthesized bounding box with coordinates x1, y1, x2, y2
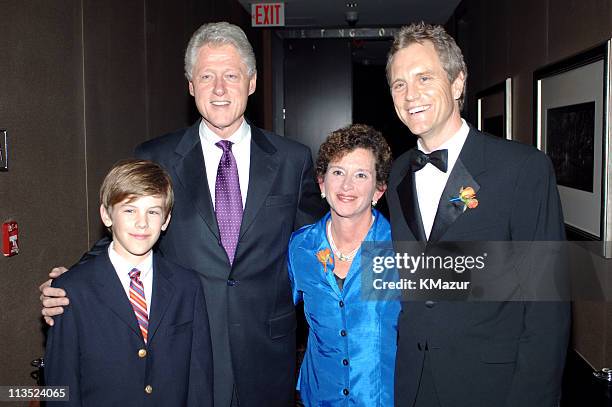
(316, 248, 334, 273)
(450, 186, 479, 210)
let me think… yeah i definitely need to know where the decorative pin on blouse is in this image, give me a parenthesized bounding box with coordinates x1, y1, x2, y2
(316, 248, 334, 273)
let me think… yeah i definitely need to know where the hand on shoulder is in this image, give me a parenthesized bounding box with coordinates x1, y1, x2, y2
(39, 266, 69, 326)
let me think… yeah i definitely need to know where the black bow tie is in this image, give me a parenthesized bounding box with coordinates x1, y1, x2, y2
(410, 149, 448, 173)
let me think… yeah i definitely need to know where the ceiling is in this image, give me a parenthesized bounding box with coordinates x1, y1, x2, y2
(239, 0, 462, 28)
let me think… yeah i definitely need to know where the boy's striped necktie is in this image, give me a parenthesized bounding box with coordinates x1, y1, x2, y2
(129, 268, 149, 343)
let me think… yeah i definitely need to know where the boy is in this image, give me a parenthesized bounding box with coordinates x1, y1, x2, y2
(44, 159, 213, 407)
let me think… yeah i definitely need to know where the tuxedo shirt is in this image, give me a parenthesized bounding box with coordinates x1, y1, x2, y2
(415, 120, 469, 239)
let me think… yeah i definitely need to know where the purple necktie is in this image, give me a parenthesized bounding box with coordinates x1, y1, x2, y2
(215, 140, 243, 264)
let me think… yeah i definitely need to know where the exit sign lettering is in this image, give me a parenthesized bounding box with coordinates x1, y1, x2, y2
(251, 2, 285, 27)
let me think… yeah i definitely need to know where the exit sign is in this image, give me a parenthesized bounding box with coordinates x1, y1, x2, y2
(251, 2, 285, 27)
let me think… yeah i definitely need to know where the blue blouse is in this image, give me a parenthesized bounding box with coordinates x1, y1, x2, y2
(287, 210, 400, 407)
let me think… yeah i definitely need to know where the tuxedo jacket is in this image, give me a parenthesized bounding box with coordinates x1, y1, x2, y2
(131, 119, 323, 406)
(44, 251, 213, 407)
(387, 126, 570, 407)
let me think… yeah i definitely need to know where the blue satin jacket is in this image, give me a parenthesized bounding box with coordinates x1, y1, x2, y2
(288, 210, 400, 406)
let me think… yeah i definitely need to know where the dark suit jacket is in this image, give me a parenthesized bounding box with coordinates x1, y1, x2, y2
(387, 127, 570, 407)
(44, 251, 213, 407)
(133, 119, 323, 406)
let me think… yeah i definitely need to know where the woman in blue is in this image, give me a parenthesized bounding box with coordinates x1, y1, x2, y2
(288, 124, 400, 406)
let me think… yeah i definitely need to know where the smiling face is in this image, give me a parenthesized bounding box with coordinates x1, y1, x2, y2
(188, 43, 257, 139)
(319, 148, 385, 221)
(389, 41, 464, 150)
(100, 195, 171, 265)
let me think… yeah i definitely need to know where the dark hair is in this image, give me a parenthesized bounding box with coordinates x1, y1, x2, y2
(316, 124, 392, 189)
(100, 159, 174, 219)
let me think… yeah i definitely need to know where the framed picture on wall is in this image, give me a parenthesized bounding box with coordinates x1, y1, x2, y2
(476, 78, 512, 140)
(534, 41, 612, 257)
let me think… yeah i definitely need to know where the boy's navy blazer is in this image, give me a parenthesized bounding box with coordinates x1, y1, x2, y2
(44, 250, 213, 407)
(387, 126, 571, 407)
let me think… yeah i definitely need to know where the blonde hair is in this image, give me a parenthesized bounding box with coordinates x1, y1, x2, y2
(386, 22, 468, 109)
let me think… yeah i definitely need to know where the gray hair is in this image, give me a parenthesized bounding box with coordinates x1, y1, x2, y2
(386, 22, 467, 109)
(184, 22, 257, 81)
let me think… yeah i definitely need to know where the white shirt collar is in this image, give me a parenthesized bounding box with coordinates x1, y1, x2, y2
(199, 118, 250, 147)
(107, 241, 153, 278)
(417, 119, 470, 174)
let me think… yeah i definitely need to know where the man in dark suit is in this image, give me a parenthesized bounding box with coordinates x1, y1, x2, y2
(385, 22, 570, 406)
(41, 22, 323, 407)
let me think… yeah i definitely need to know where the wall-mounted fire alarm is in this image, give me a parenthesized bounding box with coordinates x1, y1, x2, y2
(2, 221, 19, 256)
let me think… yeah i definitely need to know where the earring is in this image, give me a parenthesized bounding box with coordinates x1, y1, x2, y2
(372, 200, 377, 207)
(321, 192, 326, 199)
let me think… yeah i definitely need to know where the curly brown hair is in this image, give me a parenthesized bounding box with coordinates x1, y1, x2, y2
(316, 124, 392, 189)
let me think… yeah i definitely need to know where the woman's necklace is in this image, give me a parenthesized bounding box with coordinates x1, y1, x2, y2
(326, 215, 374, 262)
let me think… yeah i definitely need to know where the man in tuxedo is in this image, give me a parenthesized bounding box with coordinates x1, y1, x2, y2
(385, 22, 570, 406)
(40, 22, 323, 407)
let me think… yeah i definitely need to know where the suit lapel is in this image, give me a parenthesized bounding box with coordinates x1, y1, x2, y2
(428, 128, 485, 243)
(428, 158, 480, 243)
(238, 126, 280, 241)
(173, 120, 220, 241)
(397, 149, 427, 241)
(91, 253, 142, 339)
(147, 255, 174, 344)
(172, 122, 282, 263)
